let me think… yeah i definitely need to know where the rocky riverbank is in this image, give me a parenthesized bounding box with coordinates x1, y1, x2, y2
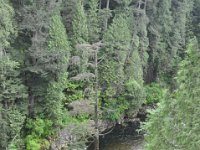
(50, 102, 155, 150)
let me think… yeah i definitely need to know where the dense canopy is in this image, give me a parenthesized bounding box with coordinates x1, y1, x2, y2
(0, 0, 199, 149)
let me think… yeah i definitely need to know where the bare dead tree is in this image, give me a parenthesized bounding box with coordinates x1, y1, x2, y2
(71, 41, 103, 150)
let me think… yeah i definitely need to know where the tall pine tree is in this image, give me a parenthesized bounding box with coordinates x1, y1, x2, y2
(0, 0, 27, 149)
(144, 39, 200, 150)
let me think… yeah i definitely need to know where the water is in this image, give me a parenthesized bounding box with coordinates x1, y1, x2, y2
(101, 137, 144, 150)
(87, 120, 144, 150)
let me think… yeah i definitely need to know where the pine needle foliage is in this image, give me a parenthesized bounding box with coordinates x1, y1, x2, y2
(143, 38, 200, 150)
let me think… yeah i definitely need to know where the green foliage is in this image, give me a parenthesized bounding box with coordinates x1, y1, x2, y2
(87, 0, 100, 43)
(25, 118, 53, 150)
(25, 138, 40, 150)
(102, 96, 129, 121)
(192, 0, 200, 42)
(145, 0, 172, 83)
(0, 1, 28, 149)
(61, 111, 80, 125)
(103, 14, 131, 52)
(0, 108, 26, 149)
(39, 13, 71, 79)
(1, 0, 199, 149)
(26, 118, 53, 137)
(64, 82, 84, 103)
(99, 12, 146, 119)
(115, 0, 132, 7)
(143, 39, 200, 149)
(48, 14, 71, 59)
(76, 114, 90, 122)
(100, 13, 131, 86)
(142, 96, 168, 149)
(0, 47, 27, 150)
(124, 50, 145, 114)
(124, 50, 143, 83)
(61, 110, 89, 125)
(45, 74, 68, 126)
(72, 0, 88, 44)
(13, 3, 72, 148)
(8, 143, 18, 150)
(44, 13, 71, 125)
(124, 80, 145, 114)
(145, 83, 164, 104)
(0, 57, 27, 107)
(145, 0, 193, 84)
(0, 0, 15, 47)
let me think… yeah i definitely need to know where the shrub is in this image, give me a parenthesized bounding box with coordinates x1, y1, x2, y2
(25, 118, 53, 150)
(145, 83, 164, 104)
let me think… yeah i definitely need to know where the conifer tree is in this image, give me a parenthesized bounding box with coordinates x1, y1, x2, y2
(144, 39, 200, 149)
(18, 0, 65, 118)
(100, 13, 131, 94)
(45, 13, 71, 125)
(124, 50, 145, 115)
(171, 0, 192, 57)
(98, 0, 112, 33)
(130, 0, 149, 71)
(72, 0, 89, 44)
(192, 0, 200, 42)
(0, 0, 27, 149)
(61, 0, 76, 38)
(1, 0, 200, 149)
(99, 13, 144, 119)
(87, 0, 100, 43)
(145, 0, 173, 83)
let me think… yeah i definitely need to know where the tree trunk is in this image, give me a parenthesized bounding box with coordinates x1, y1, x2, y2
(104, 0, 110, 31)
(94, 50, 99, 150)
(28, 92, 35, 118)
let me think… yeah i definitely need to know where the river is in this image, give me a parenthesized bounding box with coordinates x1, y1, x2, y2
(87, 115, 145, 150)
(100, 137, 144, 150)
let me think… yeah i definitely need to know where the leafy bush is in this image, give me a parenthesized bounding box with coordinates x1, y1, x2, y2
(102, 96, 129, 121)
(145, 83, 164, 104)
(25, 118, 53, 150)
(125, 80, 145, 112)
(76, 114, 90, 122)
(61, 110, 89, 125)
(64, 82, 84, 103)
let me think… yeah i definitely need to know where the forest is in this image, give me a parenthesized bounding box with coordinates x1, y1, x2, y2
(0, 0, 200, 150)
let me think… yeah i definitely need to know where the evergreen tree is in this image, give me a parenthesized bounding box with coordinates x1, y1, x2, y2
(61, 0, 76, 37)
(71, 0, 89, 44)
(145, 0, 173, 83)
(0, 0, 27, 149)
(130, 0, 149, 72)
(0, 55, 27, 149)
(45, 14, 71, 125)
(192, 0, 200, 42)
(99, 13, 144, 119)
(0, 0, 14, 48)
(87, 0, 100, 43)
(17, 0, 64, 117)
(124, 50, 145, 115)
(144, 39, 200, 149)
(98, 0, 112, 33)
(100, 13, 131, 93)
(0, 0, 200, 149)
